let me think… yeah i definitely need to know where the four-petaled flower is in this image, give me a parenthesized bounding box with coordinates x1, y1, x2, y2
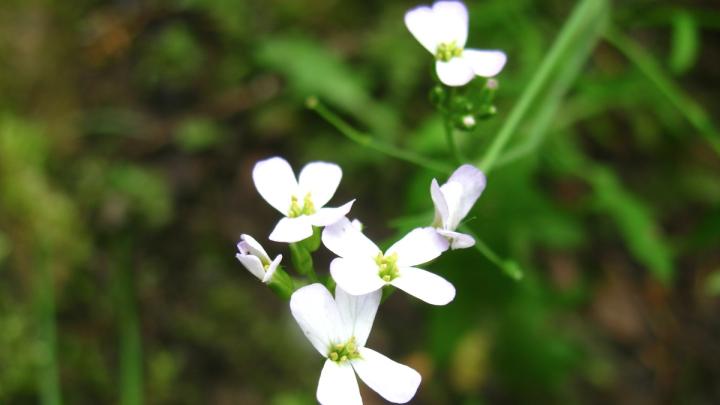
(405, 1, 507, 86)
(291, 283, 421, 404)
(431, 164, 486, 249)
(322, 218, 455, 305)
(253, 156, 354, 243)
(235, 234, 282, 283)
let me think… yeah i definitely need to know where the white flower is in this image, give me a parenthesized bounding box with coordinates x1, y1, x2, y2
(252, 157, 354, 243)
(235, 234, 282, 283)
(430, 164, 486, 249)
(322, 218, 455, 306)
(290, 283, 421, 404)
(405, 1, 507, 86)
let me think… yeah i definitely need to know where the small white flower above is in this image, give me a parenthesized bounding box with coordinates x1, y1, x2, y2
(290, 283, 422, 405)
(235, 234, 282, 283)
(253, 156, 354, 243)
(431, 164, 486, 249)
(322, 218, 455, 306)
(405, 1, 507, 86)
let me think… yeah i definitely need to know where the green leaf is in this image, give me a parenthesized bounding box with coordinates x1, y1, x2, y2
(175, 118, 224, 152)
(669, 11, 699, 75)
(255, 36, 398, 135)
(587, 167, 674, 283)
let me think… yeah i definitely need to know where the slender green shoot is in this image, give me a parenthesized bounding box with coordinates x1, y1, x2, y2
(459, 225, 524, 281)
(443, 117, 463, 164)
(113, 239, 143, 405)
(307, 97, 453, 174)
(477, 0, 609, 173)
(35, 242, 62, 405)
(604, 27, 720, 156)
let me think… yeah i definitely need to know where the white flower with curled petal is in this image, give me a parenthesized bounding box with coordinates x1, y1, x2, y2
(290, 283, 421, 405)
(405, 1, 507, 86)
(430, 164, 486, 249)
(322, 218, 455, 306)
(252, 156, 354, 243)
(235, 234, 282, 283)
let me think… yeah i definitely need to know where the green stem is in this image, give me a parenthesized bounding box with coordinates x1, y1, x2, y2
(307, 98, 453, 174)
(267, 267, 295, 300)
(289, 242, 318, 282)
(477, 0, 608, 173)
(493, 7, 607, 168)
(443, 116, 462, 164)
(113, 238, 143, 405)
(604, 27, 720, 156)
(459, 225, 524, 280)
(35, 242, 62, 405)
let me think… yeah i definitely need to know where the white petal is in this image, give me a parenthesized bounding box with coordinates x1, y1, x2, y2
(298, 161, 343, 208)
(446, 164, 487, 222)
(404, 5, 439, 54)
(335, 287, 381, 347)
(430, 179, 449, 227)
(290, 284, 344, 357)
(432, 0, 468, 48)
(330, 257, 385, 296)
(268, 216, 313, 243)
(238, 234, 271, 263)
(352, 347, 421, 404)
(386, 227, 449, 267)
(307, 200, 354, 227)
(262, 254, 282, 283)
(462, 49, 507, 77)
(322, 218, 381, 259)
(439, 181, 463, 230)
(235, 254, 265, 281)
(391, 267, 456, 305)
(436, 229, 475, 250)
(252, 157, 298, 215)
(436, 58, 474, 87)
(317, 360, 362, 405)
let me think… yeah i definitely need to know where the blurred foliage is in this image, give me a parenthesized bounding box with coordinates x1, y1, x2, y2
(0, 0, 719, 404)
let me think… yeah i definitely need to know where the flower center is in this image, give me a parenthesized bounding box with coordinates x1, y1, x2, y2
(376, 252, 400, 282)
(435, 41, 463, 62)
(328, 336, 360, 363)
(288, 193, 316, 218)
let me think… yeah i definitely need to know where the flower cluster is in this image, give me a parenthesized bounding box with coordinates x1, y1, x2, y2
(236, 156, 486, 404)
(405, 1, 506, 87)
(234, 1, 500, 403)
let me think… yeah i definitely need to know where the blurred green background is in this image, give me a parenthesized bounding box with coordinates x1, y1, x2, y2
(1, 0, 719, 403)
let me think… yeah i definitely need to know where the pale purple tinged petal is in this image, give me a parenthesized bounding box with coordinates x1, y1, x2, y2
(430, 178, 449, 228)
(239, 234, 271, 263)
(436, 229, 475, 250)
(236, 254, 265, 281)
